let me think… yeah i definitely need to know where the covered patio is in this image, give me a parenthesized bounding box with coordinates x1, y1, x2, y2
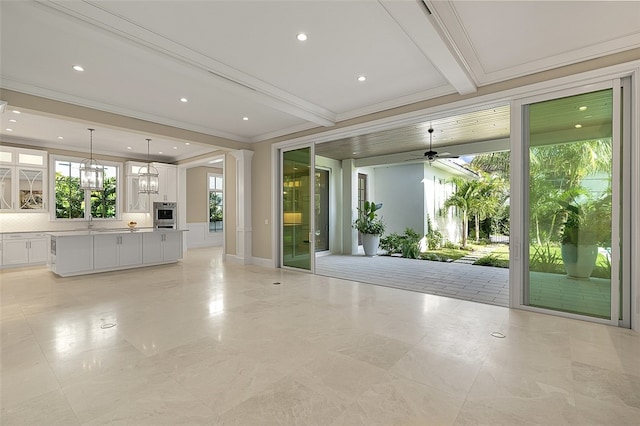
(316, 254, 611, 318)
(315, 254, 510, 307)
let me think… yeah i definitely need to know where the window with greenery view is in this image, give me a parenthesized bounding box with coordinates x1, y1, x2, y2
(208, 173, 223, 232)
(54, 159, 119, 220)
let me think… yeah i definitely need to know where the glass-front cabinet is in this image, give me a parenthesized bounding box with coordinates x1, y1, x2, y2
(0, 147, 47, 211)
(125, 161, 150, 212)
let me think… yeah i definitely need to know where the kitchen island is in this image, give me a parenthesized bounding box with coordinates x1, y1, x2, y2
(48, 228, 184, 277)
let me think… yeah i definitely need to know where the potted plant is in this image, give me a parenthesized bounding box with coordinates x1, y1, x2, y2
(354, 201, 385, 256)
(559, 196, 610, 278)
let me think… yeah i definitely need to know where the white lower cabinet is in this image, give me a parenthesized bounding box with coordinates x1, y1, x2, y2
(2, 233, 48, 266)
(50, 235, 93, 276)
(142, 231, 182, 263)
(94, 233, 142, 270)
(48, 231, 183, 276)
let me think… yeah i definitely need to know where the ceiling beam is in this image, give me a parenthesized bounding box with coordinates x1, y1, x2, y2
(379, 0, 477, 95)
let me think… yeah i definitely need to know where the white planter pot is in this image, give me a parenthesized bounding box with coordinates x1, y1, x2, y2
(361, 233, 380, 256)
(561, 243, 598, 278)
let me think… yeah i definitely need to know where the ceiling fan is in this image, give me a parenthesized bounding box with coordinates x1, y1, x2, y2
(423, 126, 459, 163)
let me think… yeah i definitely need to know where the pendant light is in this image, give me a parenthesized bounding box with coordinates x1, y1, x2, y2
(138, 138, 159, 194)
(79, 128, 104, 190)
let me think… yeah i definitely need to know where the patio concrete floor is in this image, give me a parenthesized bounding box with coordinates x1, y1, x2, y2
(315, 254, 510, 307)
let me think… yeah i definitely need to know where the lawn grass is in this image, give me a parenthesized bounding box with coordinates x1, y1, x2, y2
(473, 244, 509, 268)
(421, 247, 468, 261)
(420, 243, 489, 262)
(472, 244, 611, 278)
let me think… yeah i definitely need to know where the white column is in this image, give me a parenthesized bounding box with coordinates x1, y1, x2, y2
(232, 149, 253, 264)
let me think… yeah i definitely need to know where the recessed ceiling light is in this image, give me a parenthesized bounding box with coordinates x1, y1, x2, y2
(173, 146, 178, 150)
(58, 136, 64, 140)
(242, 117, 249, 121)
(72, 65, 84, 72)
(12, 110, 20, 114)
(352, 152, 357, 155)
(180, 97, 188, 103)
(9, 119, 16, 123)
(296, 33, 307, 41)
(127, 146, 132, 150)
(185, 142, 190, 145)
(5, 128, 13, 132)
(579, 106, 587, 111)
(158, 151, 163, 154)
(575, 124, 582, 128)
(357, 75, 366, 82)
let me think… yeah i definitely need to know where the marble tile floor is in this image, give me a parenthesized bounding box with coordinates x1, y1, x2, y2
(1, 247, 639, 425)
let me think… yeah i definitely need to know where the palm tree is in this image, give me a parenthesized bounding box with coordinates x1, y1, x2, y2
(443, 177, 481, 248)
(529, 138, 612, 245)
(468, 173, 508, 243)
(470, 151, 510, 177)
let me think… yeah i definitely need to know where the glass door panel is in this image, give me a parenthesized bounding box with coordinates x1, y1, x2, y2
(18, 168, 44, 210)
(526, 89, 614, 319)
(0, 166, 14, 210)
(282, 147, 312, 270)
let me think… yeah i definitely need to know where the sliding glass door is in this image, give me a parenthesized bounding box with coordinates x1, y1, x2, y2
(281, 146, 314, 271)
(521, 84, 627, 323)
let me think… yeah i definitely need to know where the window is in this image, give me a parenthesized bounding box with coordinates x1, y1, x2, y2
(53, 157, 120, 220)
(208, 173, 223, 232)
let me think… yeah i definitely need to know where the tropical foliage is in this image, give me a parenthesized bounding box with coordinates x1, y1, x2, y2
(425, 215, 443, 250)
(529, 138, 612, 248)
(209, 192, 223, 222)
(354, 201, 385, 235)
(55, 173, 116, 219)
(379, 228, 421, 259)
(443, 173, 507, 248)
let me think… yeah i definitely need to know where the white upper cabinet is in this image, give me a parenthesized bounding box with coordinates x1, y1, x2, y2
(125, 161, 151, 212)
(0, 147, 47, 211)
(124, 161, 177, 210)
(152, 163, 177, 203)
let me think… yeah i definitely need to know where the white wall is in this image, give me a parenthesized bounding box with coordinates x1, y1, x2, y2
(423, 164, 463, 244)
(372, 164, 424, 235)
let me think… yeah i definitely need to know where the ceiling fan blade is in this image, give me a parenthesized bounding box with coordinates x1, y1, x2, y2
(437, 154, 459, 159)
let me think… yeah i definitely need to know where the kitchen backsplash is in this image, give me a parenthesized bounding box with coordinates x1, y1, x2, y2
(0, 212, 152, 233)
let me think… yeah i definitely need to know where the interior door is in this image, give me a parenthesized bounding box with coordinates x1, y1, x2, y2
(281, 146, 314, 271)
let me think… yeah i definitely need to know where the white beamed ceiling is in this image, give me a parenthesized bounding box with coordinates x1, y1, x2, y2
(1, 1, 639, 162)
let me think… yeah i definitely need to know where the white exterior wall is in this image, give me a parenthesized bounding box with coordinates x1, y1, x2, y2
(423, 164, 464, 245)
(372, 164, 425, 236)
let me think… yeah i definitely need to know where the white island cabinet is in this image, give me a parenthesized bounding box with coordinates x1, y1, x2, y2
(93, 233, 143, 270)
(142, 231, 182, 264)
(48, 229, 184, 277)
(49, 234, 93, 276)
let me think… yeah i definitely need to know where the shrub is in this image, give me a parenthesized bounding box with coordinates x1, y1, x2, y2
(474, 254, 508, 268)
(443, 240, 460, 250)
(380, 233, 403, 254)
(401, 228, 421, 259)
(530, 243, 561, 273)
(425, 215, 443, 250)
(380, 228, 421, 258)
